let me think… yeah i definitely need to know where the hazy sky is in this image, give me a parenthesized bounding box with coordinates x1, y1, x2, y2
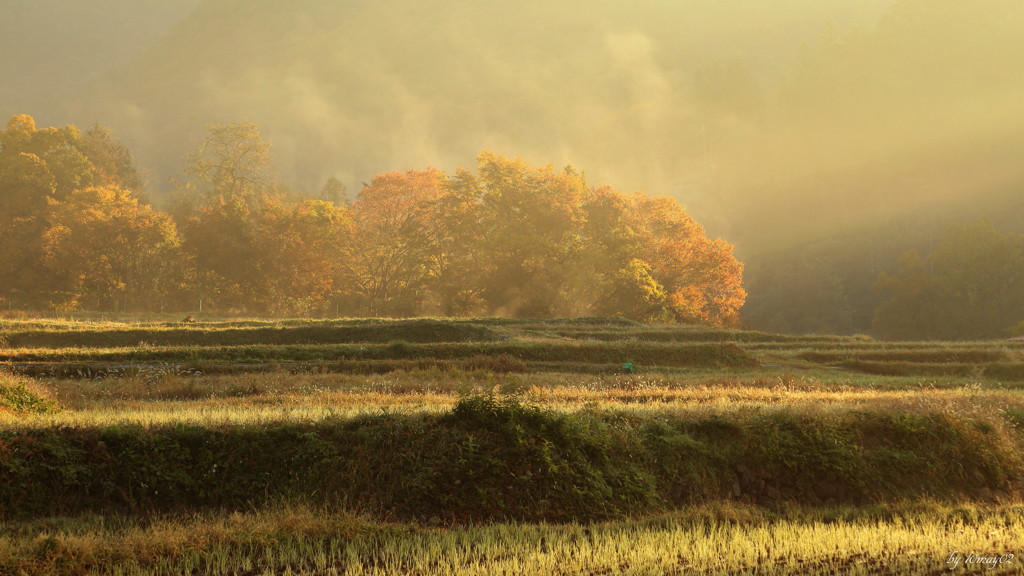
(4, 0, 1022, 258)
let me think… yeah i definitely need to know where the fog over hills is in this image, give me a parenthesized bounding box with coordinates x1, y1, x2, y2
(0, 0, 200, 123)
(5, 0, 1024, 333)
(67, 0, 889, 199)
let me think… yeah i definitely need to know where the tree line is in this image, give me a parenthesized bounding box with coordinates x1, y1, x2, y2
(0, 115, 746, 325)
(873, 220, 1024, 340)
(741, 219, 1024, 341)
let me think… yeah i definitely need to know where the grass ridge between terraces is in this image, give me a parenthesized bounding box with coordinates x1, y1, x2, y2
(0, 319, 500, 348)
(1, 396, 1020, 522)
(0, 341, 757, 368)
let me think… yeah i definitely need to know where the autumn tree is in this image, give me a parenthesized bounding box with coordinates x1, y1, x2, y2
(579, 182, 746, 325)
(0, 150, 55, 307)
(178, 123, 273, 312)
(78, 124, 145, 193)
(181, 193, 352, 315)
(471, 152, 589, 317)
(582, 187, 658, 318)
(253, 197, 351, 315)
(176, 123, 353, 314)
(340, 169, 448, 316)
(426, 167, 491, 315)
(384, 152, 747, 324)
(0, 116, 99, 201)
(179, 195, 263, 312)
(43, 186, 184, 312)
(613, 194, 745, 325)
(0, 114, 145, 308)
(178, 122, 274, 208)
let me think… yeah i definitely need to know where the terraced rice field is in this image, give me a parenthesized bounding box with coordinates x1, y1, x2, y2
(1, 316, 1022, 574)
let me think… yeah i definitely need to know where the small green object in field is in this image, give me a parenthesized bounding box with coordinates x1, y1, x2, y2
(622, 362, 635, 373)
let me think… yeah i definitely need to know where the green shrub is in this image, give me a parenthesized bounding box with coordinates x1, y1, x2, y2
(384, 340, 414, 357)
(0, 377, 60, 415)
(641, 419, 732, 502)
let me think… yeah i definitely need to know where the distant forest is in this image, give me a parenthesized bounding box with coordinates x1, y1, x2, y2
(3, 114, 1024, 339)
(0, 115, 745, 325)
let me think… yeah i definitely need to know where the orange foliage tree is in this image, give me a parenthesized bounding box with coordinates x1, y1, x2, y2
(2, 115, 745, 322)
(471, 152, 590, 317)
(339, 152, 746, 324)
(340, 168, 448, 316)
(631, 195, 746, 325)
(583, 187, 745, 324)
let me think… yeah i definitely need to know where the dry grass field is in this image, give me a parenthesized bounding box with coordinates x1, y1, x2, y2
(1, 317, 1022, 574)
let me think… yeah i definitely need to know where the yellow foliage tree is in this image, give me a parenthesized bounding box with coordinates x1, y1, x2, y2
(43, 187, 183, 312)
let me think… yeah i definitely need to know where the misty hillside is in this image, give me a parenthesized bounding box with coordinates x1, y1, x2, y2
(7, 0, 1024, 334)
(0, 0, 200, 121)
(80, 0, 891, 197)
(76, 0, 1024, 247)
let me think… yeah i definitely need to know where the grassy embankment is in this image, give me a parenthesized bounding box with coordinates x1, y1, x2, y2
(1, 317, 1023, 574)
